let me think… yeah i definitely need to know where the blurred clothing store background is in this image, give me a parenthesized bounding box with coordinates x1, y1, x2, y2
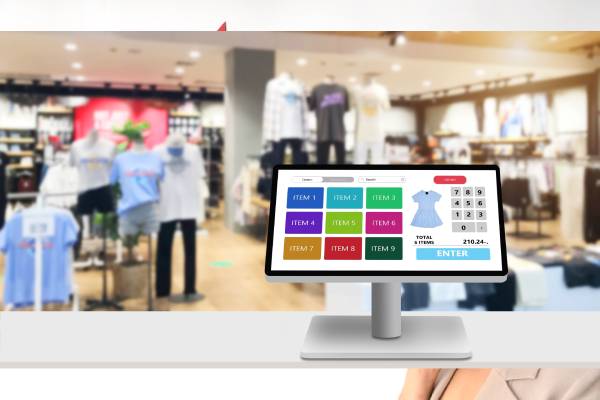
(0, 31, 600, 312)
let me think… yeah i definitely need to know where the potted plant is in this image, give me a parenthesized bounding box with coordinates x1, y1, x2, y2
(111, 119, 151, 301)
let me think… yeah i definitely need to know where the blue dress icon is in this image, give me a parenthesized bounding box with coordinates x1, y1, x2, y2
(411, 190, 443, 228)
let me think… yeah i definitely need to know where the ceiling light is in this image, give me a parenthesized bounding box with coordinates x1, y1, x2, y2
(296, 57, 308, 67)
(475, 69, 486, 77)
(189, 50, 202, 59)
(71, 62, 83, 70)
(348, 76, 357, 83)
(548, 35, 559, 43)
(392, 32, 407, 46)
(422, 80, 432, 88)
(64, 43, 77, 52)
(74, 75, 86, 82)
(175, 66, 185, 75)
(391, 64, 402, 72)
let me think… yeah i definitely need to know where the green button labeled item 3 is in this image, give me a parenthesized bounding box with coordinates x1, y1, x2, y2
(366, 188, 403, 209)
(325, 212, 363, 234)
(365, 237, 403, 260)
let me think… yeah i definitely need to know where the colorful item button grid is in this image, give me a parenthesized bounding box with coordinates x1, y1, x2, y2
(283, 186, 404, 261)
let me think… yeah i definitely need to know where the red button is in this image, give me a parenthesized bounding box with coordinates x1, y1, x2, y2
(324, 237, 362, 260)
(434, 175, 467, 184)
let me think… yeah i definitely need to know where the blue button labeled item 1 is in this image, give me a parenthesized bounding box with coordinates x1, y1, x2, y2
(416, 248, 490, 260)
(287, 187, 324, 209)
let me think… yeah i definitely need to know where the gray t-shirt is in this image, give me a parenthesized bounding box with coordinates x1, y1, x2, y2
(308, 83, 350, 143)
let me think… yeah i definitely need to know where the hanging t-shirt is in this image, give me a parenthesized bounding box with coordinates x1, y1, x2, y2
(69, 137, 116, 193)
(411, 190, 443, 228)
(155, 143, 206, 222)
(40, 162, 79, 209)
(308, 83, 350, 143)
(353, 82, 391, 143)
(110, 151, 164, 215)
(262, 75, 309, 142)
(0, 207, 79, 307)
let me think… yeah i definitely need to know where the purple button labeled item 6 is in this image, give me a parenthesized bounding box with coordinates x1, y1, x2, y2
(366, 212, 403, 234)
(285, 212, 323, 234)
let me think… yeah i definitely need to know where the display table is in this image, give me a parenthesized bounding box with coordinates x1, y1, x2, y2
(0, 311, 598, 367)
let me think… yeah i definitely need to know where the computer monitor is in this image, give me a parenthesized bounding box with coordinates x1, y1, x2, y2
(265, 165, 508, 359)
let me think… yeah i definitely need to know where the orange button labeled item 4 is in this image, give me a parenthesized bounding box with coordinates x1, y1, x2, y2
(283, 237, 322, 260)
(434, 175, 467, 184)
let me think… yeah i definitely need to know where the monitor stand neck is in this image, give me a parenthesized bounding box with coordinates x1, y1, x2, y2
(371, 282, 402, 339)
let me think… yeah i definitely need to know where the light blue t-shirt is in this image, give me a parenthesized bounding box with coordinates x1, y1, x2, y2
(110, 151, 165, 215)
(0, 208, 79, 308)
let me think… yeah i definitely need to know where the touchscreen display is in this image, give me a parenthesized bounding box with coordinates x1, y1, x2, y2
(268, 167, 504, 274)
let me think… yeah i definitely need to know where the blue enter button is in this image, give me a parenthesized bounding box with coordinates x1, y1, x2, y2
(416, 248, 490, 260)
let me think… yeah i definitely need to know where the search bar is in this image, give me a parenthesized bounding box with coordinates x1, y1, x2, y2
(358, 176, 406, 183)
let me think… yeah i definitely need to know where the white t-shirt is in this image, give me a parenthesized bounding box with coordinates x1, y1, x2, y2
(69, 137, 116, 193)
(353, 82, 391, 142)
(155, 143, 206, 222)
(262, 75, 309, 142)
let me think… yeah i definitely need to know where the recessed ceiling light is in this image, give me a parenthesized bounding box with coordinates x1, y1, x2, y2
(175, 66, 185, 75)
(422, 80, 432, 88)
(475, 68, 486, 77)
(296, 57, 308, 67)
(64, 43, 77, 52)
(348, 76, 357, 83)
(74, 75, 86, 82)
(71, 62, 83, 70)
(548, 35, 559, 43)
(189, 50, 202, 59)
(391, 64, 402, 72)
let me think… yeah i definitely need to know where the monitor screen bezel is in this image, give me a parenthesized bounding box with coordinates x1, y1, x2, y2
(265, 164, 508, 278)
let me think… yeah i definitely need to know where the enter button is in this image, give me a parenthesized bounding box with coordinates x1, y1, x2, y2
(434, 175, 467, 184)
(416, 248, 490, 260)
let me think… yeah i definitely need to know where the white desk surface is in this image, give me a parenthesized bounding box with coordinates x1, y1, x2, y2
(0, 311, 598, 367)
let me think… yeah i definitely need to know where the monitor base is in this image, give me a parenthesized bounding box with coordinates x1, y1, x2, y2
(301, 315, 471, 360)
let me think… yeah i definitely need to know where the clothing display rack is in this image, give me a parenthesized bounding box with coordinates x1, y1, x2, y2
(7, 190, 123, 311)
(5, 191, 80, 311)
(498, 156, 551, 240)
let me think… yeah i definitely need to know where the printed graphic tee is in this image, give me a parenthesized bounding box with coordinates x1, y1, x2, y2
(353, 82, 391, 143)
(70, 137, 116, 193)
(411, 190, 443, 228)
(155, 143, 206, 222)
(0, 207, 79, 307)
(110, 151, 164, 215)
(308, 83, 350, 142)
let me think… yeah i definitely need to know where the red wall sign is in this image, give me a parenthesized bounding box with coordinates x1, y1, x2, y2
(74, 97, 168, 148)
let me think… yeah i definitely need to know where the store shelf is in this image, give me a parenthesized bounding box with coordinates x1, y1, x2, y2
(0, 127, 36, 133)
(0, 137, 35, 144)
(37, 110, 73, 116)
(7, 164, 34, 170)
(5, 151, 34, 157)
(469, 136, 550, 145)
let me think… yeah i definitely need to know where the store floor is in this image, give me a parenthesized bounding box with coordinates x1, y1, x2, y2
(0, 216, 568, 311)
(0, 216, 325, 312)
(504, 218, 563, 251)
